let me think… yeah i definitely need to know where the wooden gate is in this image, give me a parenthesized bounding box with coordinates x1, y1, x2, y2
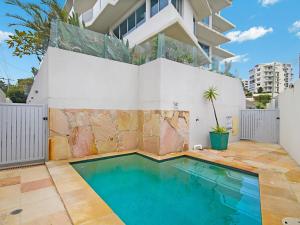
(0, 103, 48, 169)
(240, 109, 280, 144)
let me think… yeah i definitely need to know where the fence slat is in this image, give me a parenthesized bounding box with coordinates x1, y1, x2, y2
(240, 109, 279, 144)
(0, 104, 47, 168)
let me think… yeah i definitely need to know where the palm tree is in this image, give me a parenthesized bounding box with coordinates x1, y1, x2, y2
(203, 87, 220, 128)
(5, 0, 83, 61)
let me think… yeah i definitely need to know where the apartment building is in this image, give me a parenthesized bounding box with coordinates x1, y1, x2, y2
(64, 0, 235, 67)
(242, 79, 249, 91)
(249, 62, 293, 94)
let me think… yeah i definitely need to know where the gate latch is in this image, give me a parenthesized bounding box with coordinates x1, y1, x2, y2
(43, 117, 48, 121)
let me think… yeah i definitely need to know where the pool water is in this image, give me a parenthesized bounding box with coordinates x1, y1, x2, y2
(72, 154, 262, 225)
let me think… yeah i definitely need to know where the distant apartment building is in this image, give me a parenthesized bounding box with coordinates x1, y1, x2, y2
(249, 62, 293, 94)
(242, 79, 249, 91)
(64, 0, 235, 68)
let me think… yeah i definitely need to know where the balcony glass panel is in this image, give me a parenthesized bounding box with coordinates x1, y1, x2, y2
(50, 21, 209, 68)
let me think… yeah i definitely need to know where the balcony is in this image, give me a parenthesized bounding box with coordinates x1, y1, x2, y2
(80, 0, 140, 33)
(212, 13, 235, 33)
(50, 21, 210, 67)
(212, 46, 234, 59)
(124, 5, 210, 64)
(195, 22, 231, 46)
(207, 0, 232, 13)
(190, 0, 212, 20)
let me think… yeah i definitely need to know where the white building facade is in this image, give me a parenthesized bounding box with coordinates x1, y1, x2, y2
(65, 0, 235, 67)
(242, 79, 249, 91)
(249, 62, 293, 94)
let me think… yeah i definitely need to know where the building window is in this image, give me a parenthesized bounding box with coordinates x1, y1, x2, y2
(113, 27, 119, 38)
(171, 0, 182, 15)
(151, 0, 169, 17)
(120, 20, 127, 39)
(202, 16, 209, 26)
(136, 3, 146, 26)
(127, 12, 136, 32)
(151, 0, 159, 17)
(199, 42, 210, 57)
(159, 0, 168, 10)
(113, 2, 146, 39)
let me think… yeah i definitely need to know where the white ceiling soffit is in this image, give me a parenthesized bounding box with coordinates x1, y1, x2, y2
(189, 0, 212, 20)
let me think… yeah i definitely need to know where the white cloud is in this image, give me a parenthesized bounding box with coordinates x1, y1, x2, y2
(226, 26, 273, 43)
(289, 20, 300, 39)
(0, 30, 12, 43)
(223, 54, 249, 64)
(258, 0, 280, 7)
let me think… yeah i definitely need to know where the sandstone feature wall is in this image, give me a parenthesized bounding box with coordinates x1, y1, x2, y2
(49, 108, 189, 160)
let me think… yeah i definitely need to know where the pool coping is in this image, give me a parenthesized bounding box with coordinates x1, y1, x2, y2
(46, 149, 277, 225)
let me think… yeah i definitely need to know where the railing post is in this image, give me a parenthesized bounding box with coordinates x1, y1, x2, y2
(157, 33, 165, 58)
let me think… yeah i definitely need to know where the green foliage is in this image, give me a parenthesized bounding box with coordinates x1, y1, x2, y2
(0, 80, 8, 93)
(255, 102, 265, 109)
(257, 87, 263, 93)
(203, 87, 220, 128)
(5, 0, 84, 61)
(6, 78, 33, 103)
(254, 94, 272, 108)
(245, 92, 253, 97)
(212, 126, 228, 134)
(203, 86, 218, 102)
(7, 86, 26, 103)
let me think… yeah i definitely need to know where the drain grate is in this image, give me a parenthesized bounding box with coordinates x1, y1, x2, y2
(282, 217, 300, 225)
(10, 209, 22, 215)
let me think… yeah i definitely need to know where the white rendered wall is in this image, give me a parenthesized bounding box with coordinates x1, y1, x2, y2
(30, 48, 245, 148)
(27, 53, 49, 104)
(29, 47, 139, 109)
(279, 80, 300, 165)
(140, 58, 245, 147)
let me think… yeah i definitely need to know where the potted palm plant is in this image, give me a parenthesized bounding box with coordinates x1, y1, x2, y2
(203, 87, 229, 150)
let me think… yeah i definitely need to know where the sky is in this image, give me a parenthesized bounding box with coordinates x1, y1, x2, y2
(0, 0, 299, 83)
(222, 0, 300, 80)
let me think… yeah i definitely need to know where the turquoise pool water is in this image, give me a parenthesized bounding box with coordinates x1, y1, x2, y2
(72, 154, 262, 225)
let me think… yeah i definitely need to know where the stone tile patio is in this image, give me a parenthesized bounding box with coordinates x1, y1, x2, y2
(0, 165, 71, 225)
(1, 141, 300, 225)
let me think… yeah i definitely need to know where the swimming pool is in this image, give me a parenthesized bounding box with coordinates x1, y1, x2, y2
(72, 154, 262, 225)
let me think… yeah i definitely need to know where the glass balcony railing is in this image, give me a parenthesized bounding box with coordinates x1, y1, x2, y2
(49, 20, 206, 67)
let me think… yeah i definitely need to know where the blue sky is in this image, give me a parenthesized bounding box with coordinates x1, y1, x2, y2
(0, 0, 299, 83)
(222, 0, 300, 80)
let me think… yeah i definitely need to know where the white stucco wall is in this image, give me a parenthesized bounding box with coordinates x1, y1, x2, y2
(29, 47, 139, 109)
(27, 53, 49, 104)
(30, 47, 245, 148)
(279, 80, 300, 165)
(139, 58, 245, 147)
